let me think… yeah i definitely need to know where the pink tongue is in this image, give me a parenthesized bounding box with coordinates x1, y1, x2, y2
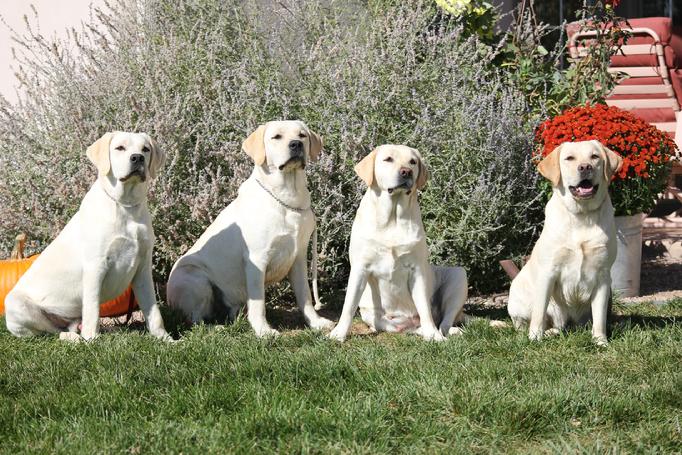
(576, 186, 593, 195)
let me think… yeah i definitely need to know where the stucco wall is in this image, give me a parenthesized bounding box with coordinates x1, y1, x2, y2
(0, 0, 102, 104)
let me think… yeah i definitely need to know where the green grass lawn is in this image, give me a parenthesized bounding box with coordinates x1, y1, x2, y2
(1, 300, 681, 454)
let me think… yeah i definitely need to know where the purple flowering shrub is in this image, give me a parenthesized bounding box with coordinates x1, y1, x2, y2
(0, 0, 543, 295)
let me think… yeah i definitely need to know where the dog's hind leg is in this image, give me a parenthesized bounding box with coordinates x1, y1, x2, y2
(511, 317, 526, 330)
(546, 300, 568, 331)
(507, 281, 530, 330)
(4, 292, 64, 337)
(167, 266, 216, 324)
(432, 265, 468, 336)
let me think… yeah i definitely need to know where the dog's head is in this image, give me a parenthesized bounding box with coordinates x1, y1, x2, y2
(354, 144, 428, 195)
(242, 120, 322, 171)
(87, 132, 165, 184)
(538, 140, 622, 210)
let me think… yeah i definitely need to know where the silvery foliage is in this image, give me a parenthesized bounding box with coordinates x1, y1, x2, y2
(0, 0, 543, 295)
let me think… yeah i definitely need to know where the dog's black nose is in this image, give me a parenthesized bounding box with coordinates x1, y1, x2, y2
(130, 154, 145, 164)
(289, 140, 303, 153)
(578, 163, 592, 173)
(399, 167, 413, 178)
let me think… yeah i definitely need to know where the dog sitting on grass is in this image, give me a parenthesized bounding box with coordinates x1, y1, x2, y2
(166, 121, 334, 337)
(5, 132, 171, 341)
(507, 140, 623, 346)
(329, 145, 469, 342)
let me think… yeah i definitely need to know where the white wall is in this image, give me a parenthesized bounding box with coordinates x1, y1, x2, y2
(0, 0, 102, 104)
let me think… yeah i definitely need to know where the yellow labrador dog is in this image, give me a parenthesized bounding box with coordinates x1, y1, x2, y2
(507, 140, 622, 345)
(167, 120, 334, 337)
(5, 132, 170, 341)
(329, 145, 468, 342)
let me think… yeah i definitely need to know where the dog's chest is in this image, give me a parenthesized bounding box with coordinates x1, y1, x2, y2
(263, 213, 310, 284)
(364, 245, 423, 315)
(555, 235, 610, 305)
(367, 243, 417, 284)
(101, 223, 151, 297)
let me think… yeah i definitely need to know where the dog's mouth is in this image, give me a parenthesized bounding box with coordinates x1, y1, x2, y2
(569, 179, 598, 199)
(278, 156, 305, 171)
(387, 180, 413, 195)
(120, 167, 146, 183)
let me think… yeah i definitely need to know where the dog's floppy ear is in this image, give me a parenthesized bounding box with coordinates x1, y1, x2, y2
(414, 148, 429, 190)
(355, 148, 378, 187)
(145, 134, 166, 179)
(242, 124, 267, 165)
(594, 140, 622, 183)
(307, 129, 323, 162)
(537, 143, 563, 187)
(86, 132, 114, 176)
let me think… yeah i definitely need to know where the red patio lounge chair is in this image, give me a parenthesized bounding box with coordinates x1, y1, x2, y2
(568, 17, 682, 258)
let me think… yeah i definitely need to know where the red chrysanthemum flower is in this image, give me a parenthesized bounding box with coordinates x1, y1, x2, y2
(534, 103, 677, 181)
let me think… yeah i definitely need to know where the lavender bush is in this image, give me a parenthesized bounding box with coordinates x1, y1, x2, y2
(0, 0, 543, 295)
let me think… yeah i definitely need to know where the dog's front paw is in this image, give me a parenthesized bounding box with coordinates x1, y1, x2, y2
(153, 330, 176, 343)
(328, 325, 348, 342)
(80, 330, 99, 342)
(253, 325, 280, 338)
(528, 329, 543, 342)
(447, 327, 465, 336)
(59, 332, 83, 343)
(418, 326, 446, 342)
(593, 336, 609, 347)
(489, 320, 510, 329)
(309, 317, 335, 331)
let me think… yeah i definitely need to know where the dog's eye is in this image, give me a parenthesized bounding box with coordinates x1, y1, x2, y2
(299, 133, 307, 138)
(272, 134, 282, 140)
(142, 146, 150, 153)
(591, 154, 599, 160)
(409, 159, 417, 165)
(565, 156, 575, 161)
(115, 146, 125, 151)
(384, 157, 393, 162)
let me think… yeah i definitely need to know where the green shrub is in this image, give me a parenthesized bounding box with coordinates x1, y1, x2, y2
(0, 0, 543, 296)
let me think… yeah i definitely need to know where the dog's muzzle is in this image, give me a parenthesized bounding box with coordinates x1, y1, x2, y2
(569, 179, 598, 199)
(387, 179, 413, 195)
(120, 166, 146, 182)
(278, 154, 306, 171)
(120, 153, 147, 182)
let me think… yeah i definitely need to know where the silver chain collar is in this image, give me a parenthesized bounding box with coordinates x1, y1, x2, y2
(255, 178, 311, 213)
(100, 182, 143, 208)
(253, 177, 323, 309)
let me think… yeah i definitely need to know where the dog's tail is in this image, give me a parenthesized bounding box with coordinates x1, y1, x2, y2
(312, 225, 324, 310)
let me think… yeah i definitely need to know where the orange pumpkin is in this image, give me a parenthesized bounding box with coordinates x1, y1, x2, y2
(100, 286, 138, 318)
(0, 254, 138, 317)
(0, 254, 39, 314)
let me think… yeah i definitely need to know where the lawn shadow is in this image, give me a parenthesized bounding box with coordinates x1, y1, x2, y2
(104, 285, 345, 338)
(612, 313, 680, 330)
(463, 304, 510, 322)
(639, 259, 682, 295)
(266, 305, 377, 337)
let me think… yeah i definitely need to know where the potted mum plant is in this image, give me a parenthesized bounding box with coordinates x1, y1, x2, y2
(535, 103, 679, 296)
